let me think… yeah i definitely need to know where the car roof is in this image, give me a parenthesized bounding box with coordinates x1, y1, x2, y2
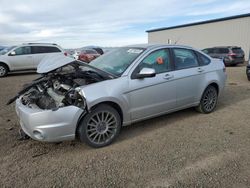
(16, 43, 62, 49)
(22, 43, 58, 46)
(13, 43, 64, 51)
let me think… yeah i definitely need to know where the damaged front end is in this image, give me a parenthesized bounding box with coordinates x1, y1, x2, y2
(8, 56, 114, 142)
(8, 58, 112, 110)
(9, 65, 89, 111)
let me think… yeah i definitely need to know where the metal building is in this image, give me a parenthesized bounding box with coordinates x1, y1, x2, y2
(147, 13, 250, 61)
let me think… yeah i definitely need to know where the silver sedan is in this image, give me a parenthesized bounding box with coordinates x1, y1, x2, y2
(11, 44, 227, 147)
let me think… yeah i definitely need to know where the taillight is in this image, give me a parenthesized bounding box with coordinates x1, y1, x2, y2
(228, 53, 236, 57)
(64, 52, 68, 56)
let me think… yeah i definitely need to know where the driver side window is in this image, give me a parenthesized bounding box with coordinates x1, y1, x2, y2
(14, 46, 31, 55)
(138, 49, 171, 74)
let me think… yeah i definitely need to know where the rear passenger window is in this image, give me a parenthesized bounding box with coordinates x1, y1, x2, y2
(219, 48, 229, 53)
(207, 48, 214, 53)
(46, 47, 61, 53)
(32, 46, 61, 54)
(173, 48, 199, 70)
(203, 48, 213, 54)
(197, 52, 211, 65)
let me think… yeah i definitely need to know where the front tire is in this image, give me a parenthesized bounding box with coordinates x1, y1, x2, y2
(196, 85, 218, 114)
(0, 64, 8, 77)
(77, 104, 121, 148)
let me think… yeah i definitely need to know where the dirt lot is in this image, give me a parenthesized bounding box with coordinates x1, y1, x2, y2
(0, 66, 250, 188)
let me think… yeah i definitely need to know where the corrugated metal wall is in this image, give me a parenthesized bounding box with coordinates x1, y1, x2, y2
(148, 17, 250, 61)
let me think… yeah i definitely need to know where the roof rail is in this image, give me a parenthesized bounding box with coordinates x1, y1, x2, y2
(22, 43, 58, 45)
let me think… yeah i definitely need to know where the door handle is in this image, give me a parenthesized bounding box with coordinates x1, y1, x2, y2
(164, 74, 174, 80)
(197, 68, 204, 73)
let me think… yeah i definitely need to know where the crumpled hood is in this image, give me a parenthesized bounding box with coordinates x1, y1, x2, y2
(37, 54, 75, 73)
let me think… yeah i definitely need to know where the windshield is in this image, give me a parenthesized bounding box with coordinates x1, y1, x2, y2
(89, 47, 145, 76)
(0, 46, 16, 55)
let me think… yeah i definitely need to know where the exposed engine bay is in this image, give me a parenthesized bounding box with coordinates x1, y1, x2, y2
(7, 61, 112, 110)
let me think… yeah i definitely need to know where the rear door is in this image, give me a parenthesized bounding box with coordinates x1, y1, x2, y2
(8, 46, 33, 70)
(171, 48, 204, 107)
(217, 48, 229, 60)
(32, 46, 62, 68)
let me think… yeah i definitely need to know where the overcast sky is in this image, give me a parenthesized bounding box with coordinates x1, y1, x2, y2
(0, 0, 249, 48)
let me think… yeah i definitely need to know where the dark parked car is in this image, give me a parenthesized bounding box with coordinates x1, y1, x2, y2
(247, 58, 250, 81)
(202, 46, 245, 66)
(78, 49, 100, 63)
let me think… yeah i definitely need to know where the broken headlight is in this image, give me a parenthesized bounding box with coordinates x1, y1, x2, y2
(63, 88, 86, 109)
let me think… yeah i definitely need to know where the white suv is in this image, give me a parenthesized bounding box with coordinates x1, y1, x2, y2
(0, 43, 65, 77)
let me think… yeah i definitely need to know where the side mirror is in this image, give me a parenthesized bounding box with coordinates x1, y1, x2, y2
(9, 51, 16, 56)
(136, 68, 156, 79)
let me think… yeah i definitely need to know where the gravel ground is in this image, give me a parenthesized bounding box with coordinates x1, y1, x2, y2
(0, 66, 250, 188)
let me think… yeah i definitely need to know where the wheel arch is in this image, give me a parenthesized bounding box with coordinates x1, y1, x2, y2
(89, 101, 124, 123)
(75, 101, 124, 137)
(196, 82, 219, 113)
(198, 82, 219, 103)
(0, 62, 10, 71)
(208, 82, 219, 94)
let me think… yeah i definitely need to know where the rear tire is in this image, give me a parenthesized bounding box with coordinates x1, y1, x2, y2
(196, 85, 218, 114)
(77, 104, 121, 148)
(0, 63, 8, 77)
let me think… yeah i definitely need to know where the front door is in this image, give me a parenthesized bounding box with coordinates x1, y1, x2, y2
(8, 46, 33, 70)
(128, 48, 177, 121)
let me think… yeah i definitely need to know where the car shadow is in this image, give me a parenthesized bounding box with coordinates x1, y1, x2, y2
(117, 83, 250, 144)
(7, 71, 38, 77)
(10, 75, 250, 152)
(19, 85, 249, 152)
(117, 108, 197, 143)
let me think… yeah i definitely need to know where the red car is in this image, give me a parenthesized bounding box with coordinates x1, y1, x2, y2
(78, 49, 100, 63)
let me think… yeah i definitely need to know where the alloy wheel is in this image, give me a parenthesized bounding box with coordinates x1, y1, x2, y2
(0, 65, 6, 77)
(86, 111, 118, 145)
(202, 87, 217, 112)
